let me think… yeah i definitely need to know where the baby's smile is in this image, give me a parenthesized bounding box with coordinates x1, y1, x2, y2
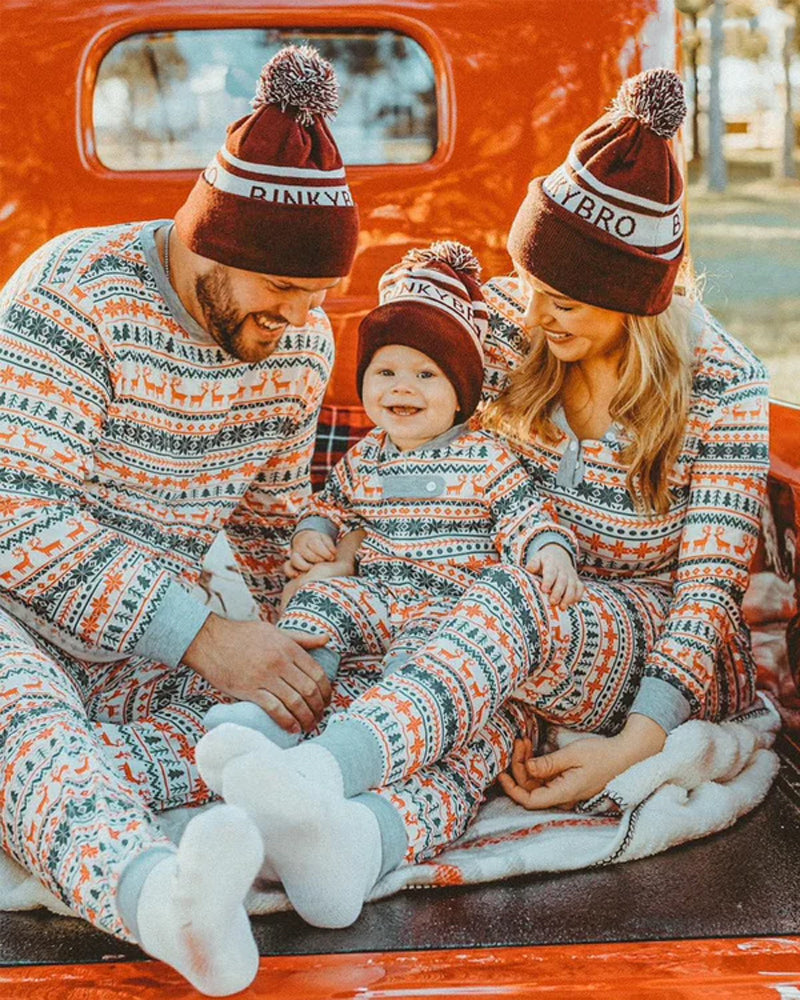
(386, 404, 423, 416)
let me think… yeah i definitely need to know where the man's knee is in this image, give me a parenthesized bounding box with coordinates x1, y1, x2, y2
(0, 609, 84, 714)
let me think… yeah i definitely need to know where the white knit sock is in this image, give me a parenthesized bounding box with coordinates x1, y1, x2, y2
(195, 725, 344, 886)
(195, 722, 285, 795)
(135, 804, 263, 997)
(219, 742, 380, 928)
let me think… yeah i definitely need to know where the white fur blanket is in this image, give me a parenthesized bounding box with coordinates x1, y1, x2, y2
(0, 694, 780, 918)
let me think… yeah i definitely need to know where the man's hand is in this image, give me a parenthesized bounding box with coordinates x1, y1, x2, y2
(527, 543, 584, 608)
(284, 529, 337, 579)
(498, 714, 667, 810)
(183, 614, 332, 735)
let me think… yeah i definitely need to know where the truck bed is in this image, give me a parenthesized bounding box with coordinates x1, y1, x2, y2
(1, 733, 797, 970)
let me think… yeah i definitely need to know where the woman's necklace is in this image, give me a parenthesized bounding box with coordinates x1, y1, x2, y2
(163, 223, 174, 286)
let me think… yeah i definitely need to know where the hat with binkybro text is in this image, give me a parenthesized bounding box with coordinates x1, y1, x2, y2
(508, 68, 687, 316)
(175, 44, 359, 278)
(357, 241, 488, 419)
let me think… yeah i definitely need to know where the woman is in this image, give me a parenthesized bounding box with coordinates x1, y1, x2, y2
(195, 67, 769, 954)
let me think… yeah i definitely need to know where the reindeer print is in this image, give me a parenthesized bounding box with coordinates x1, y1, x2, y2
(169, 377, 189, 406)
(690, 525, 713, 552)
(271, 371, 294, 394)
(445, 474, 470, 496)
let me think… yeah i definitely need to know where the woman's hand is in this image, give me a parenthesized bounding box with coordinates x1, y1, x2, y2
(498, 714, 667, 810)
(284, 529, 337, 579)
(527, 543, 585, 608)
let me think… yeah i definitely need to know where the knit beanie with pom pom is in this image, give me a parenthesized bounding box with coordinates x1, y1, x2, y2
(175, 44, 359, 277)
(508, 68, 687, 315)
(356, 241, 488, 418)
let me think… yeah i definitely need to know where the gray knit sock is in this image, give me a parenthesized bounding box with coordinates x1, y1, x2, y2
(354, 791, 409, 879)
(117, 846, 175, 941)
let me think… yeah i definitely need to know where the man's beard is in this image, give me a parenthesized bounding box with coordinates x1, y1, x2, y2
(195, 267, 284, 363)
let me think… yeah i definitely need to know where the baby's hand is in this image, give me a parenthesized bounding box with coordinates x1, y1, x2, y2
(280, 558, 355, 611)
(284, 530, 337, 579)
(527, 543, 584, 608)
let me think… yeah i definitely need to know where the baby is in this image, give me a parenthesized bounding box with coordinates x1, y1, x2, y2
(206, 242, 583, 745)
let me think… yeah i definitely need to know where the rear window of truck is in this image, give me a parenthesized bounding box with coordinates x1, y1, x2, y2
(94, 28, 437, 170)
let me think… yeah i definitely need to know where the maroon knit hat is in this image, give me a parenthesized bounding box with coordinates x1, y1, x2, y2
(357, 242, 488, 418)
(175, 45, 359, 277)
(508, 68, 687, 316)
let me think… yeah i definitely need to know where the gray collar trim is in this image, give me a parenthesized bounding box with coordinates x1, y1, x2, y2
(140, 220, 215, 346)
(382, 422, 469, 457)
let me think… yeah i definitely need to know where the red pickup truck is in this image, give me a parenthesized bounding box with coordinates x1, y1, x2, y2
(0, 1, 798, 997)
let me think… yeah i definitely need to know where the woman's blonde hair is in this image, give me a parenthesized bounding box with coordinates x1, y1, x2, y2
(483, 286, 697, 515)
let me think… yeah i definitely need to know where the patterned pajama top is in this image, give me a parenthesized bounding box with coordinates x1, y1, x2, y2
(481, 276, 770, 730)
(0, 221, 333, 667)
(296, 423, 577, 602)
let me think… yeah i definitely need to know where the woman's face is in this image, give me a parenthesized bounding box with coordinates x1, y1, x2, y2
(515, 264, 628, 364)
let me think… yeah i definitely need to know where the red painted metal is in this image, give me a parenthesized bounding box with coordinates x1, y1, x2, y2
(1, 0, 799, 992)
(1, 938, 800, 998)
(770, 400, 800, 482)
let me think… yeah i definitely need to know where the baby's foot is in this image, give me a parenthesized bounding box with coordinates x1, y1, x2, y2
(204, 701, 302, 749)
(221, 747, 381, 928)
(195, 722, 283, 794)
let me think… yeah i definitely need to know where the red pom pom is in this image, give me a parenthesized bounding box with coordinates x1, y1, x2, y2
(402, 241, 482, 279)
(254, 45, 339, 125)
(610, 68, 686, 139)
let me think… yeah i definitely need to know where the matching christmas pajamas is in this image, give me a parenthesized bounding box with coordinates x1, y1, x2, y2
(0, 221, 334, 937)
(315, 277, 770, 858)
(0, 223, 772, 919)
(279, 422, 576, 865)
(281, 422, 577, 671)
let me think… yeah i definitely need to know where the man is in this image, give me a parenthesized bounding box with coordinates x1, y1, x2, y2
(0, 45, 358, 994)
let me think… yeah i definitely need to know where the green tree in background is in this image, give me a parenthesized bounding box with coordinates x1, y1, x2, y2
(676, 0, 797, 189)
(777, 0, 799, 179)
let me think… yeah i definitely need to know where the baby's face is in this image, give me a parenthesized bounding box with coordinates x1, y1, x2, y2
(362, 344, 459, 451)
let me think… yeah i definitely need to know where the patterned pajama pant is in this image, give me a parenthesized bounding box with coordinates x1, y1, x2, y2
(0, 607, 231, 940)
(295, 565, 754, 862)
(282, 576, 473, 672)
(283, 576, 536, 863)
(0, 565, 754, 936)
(0, 595, 531, 936)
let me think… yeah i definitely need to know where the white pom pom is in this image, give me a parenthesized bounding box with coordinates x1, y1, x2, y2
(610, 68, 687, 139)
(254, 44, 339, 125)
(401, 241, 482, 278)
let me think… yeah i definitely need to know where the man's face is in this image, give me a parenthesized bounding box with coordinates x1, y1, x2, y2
(195, 265, 340, 363)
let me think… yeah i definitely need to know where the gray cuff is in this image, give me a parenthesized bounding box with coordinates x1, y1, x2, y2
(133, 580, 212, 668)
(117, 846, 175, 942)
(314, 718, 384, 796)
(354, 792, 408, 879)
(523, 530, 577, 567)
(630, 676, 692, 733)
(293, 516, 338, 540)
